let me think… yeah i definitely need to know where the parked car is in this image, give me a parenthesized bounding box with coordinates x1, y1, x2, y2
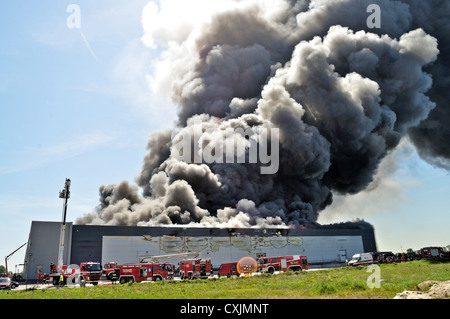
(10, 280, 19, 289)
(0, 277, 12, 290)
(385, 256, 401, 263)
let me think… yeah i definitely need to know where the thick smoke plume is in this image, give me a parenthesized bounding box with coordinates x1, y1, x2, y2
(76, 0, 449, 228)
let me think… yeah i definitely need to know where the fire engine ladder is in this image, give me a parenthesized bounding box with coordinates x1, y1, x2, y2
(57, 178, 71, 273)
(4, 243, 27, 277)
(139, 252, 200, 263)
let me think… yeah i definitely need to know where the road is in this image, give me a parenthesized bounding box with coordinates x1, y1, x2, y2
(9, 280, 116, 291)
(9, 267, 332, 291)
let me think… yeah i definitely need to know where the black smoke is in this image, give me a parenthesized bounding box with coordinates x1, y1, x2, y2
(76, 0, 448, 228)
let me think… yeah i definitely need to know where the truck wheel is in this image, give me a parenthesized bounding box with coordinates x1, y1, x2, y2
(268, 267, 274, 274)
(119, 277, 127, 284)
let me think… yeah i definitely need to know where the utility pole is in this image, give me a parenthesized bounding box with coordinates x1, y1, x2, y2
(57, 178, 71, 273)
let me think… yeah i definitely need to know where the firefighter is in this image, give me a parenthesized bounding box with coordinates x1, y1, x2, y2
(59, 273, 64, 288)
(50, 262, 56, 274)
(110, 272, 118, 284)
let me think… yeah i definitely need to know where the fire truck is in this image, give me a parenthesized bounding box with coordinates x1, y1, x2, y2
(178, 258, 212, 279)
(38, 180, 103, 287)
(115, 263, 175, 284)
(258, 255, 309, 274)
(50, 261, 102, 286)
(417, 247, 450, 259)
(79, 262, 102, 284)
(103, 262, 118, 280)
(218, 262, 238, 278)
(40, 261, 103, 286)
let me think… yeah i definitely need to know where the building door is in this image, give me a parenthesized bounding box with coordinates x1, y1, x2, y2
(338, 249, 347, 262)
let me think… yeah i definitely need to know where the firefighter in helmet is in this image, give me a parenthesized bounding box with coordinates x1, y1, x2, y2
(50, 262, 55, 274)
(110, 272, 118, 284)
(59, 273, 64, 287)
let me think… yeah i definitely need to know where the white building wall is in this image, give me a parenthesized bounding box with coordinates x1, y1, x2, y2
(102, 234, 363, 268)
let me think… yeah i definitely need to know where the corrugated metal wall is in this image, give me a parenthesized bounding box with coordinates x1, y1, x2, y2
(24, 222, 377, 280)
(23, 221, 72, 281)
(70, 225, 377, 266)
(101, 234, 365, 267)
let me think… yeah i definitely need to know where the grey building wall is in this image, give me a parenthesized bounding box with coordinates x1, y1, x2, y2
(23, 221, 72, 281)
(24, 221, 377, 281)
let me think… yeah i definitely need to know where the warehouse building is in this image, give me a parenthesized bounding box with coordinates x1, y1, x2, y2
(23, 220, 377, 281)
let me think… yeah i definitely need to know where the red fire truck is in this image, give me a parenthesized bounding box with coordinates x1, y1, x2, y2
(43, 261, 103, 286)
(79, 261, 103, 284)
(218, 262, 238, 278)
(417, 247, 450, 259)
(178, 258, 212, 279)
(258, 255, 309, 274)
(116, 263, 175, 284)
(103, 262, 118, 280)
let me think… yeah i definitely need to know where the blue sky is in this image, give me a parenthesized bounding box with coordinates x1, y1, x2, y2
(1, 1, 449, 273)
(0, 0, 177, 271)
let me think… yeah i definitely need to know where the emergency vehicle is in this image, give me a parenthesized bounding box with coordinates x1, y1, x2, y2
(79, 262, 102, 284)
(218, 262, 238, 278)
(348, 253, 373, 266)
(417, 247, 450, 259)
(258, 255, 309, 274)
(178, 258, 212, 279)
(115, 263, 174, 284)
(41, 261, 103, 286)
(103, 262, 118, 280)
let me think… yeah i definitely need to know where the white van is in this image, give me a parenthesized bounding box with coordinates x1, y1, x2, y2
(348, 253, 373, 266)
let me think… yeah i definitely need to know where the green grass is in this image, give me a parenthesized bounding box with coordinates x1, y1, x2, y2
(2, 260, 448, 299)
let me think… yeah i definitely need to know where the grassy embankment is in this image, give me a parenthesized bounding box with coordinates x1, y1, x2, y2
(1, 260, 448, 299)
